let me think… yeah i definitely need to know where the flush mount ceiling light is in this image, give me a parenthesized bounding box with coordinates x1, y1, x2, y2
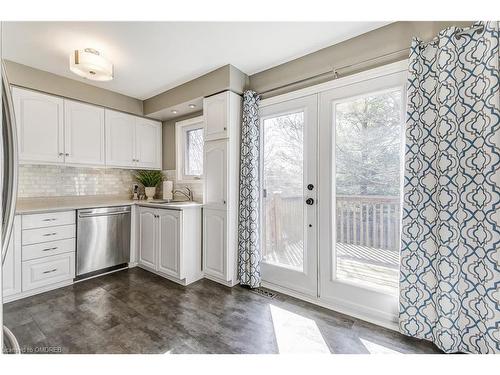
(171, 110, 178, 114)
(188, 104, 196, 109)
(69, 48, 113, 81)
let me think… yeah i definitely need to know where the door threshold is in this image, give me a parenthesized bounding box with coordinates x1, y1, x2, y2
(261, 280, 399, 332)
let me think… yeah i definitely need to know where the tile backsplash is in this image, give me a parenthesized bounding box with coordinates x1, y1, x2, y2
(18, 165, 136, 198)
(18, 165, 204, 201)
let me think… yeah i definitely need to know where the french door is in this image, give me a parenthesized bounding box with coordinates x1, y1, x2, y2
(318, 70, 406, 325)
(260, 95, 318, 297)
(259, 64, 407, 327)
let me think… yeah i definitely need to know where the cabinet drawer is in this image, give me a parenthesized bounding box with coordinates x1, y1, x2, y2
(22, 252, 75, 292)
(22, 211, 75, 230)
(22, 224, 76, 245)
(22, 238, 75, 261)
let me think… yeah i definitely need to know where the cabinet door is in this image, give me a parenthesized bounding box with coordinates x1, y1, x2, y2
(2, 216, 21, 297)
(12, 87, 64, 164)
(105, 109, 136, 168)
(64, 100, 105, 166)
(203, 92, 228, 141)
(135, 118, 162, 170)
(203, 208, 227, 280)
(157, 209, 182, 279)
(204, 139, 227, 209)
(138, 208, 157, 270)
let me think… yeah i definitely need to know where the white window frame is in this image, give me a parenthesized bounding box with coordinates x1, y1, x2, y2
(175, 115, 204, 182)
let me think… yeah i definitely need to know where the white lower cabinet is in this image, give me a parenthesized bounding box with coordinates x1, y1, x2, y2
(137, 206, 202, 285)
(157, 210, 182, 279)
(138, 208, 157, 269)
(2, 211, 76, 303)
(22, 252, 75, 292)
(2, 216, 22, 298)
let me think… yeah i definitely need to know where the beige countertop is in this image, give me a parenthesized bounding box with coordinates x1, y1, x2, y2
(16, 195, 203, 214)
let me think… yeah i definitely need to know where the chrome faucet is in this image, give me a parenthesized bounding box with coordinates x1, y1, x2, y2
(173, 187, 193, 201)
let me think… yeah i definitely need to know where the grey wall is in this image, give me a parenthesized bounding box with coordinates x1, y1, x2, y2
(4, 60, 143, 115)
(144, 64, 248, 116)
(249, 21, 473, 97)
(162, 111, 203, 170)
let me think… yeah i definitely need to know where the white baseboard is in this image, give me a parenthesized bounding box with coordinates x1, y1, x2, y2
(261, 280, 399, 332)
(3, 279, 74, 304)
(203, 274, 239, 287)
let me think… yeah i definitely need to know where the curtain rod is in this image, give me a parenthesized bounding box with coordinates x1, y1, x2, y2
(259, 24, 485, 96)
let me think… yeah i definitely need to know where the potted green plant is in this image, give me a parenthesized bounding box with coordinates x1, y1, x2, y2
(135, 170, 164, 200)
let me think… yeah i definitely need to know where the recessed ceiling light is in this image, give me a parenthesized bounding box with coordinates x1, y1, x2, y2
(171, 110, 178, 114)
(188, 104, 196, 109)
(69, 48, 113, 81)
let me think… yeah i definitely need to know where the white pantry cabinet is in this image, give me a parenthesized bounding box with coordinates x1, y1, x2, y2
(202, 91, 242, 286)
(203, 92, 230, 141)
(2, 216, 22, 298)
(204, 139, 227, 209)
(137, 206, 202, 285)
(64, 100, 105, 166)
(12, 87, 64, 164)
(202, 208, 227, 280)
(105, 109, 162, 170)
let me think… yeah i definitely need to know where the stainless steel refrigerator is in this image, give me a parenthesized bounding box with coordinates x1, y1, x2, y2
(1, 61, 21, 354)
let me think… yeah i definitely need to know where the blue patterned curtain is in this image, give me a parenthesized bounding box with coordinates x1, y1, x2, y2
(238, 90, 261, 288)
(400, 21, 499, 354)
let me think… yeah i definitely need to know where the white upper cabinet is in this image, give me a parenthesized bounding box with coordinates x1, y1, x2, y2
(12, 87, 162, 169)
(204, 139, 227, 209)
(135, 117, 162, 170)
(13, 87, 64, 164)
(64, 100, 105, 166)
(105, 109, 136, 168)
(203, 92, 230, 141)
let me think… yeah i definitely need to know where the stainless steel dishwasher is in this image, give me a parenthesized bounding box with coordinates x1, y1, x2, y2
(76, 206, 131, 279)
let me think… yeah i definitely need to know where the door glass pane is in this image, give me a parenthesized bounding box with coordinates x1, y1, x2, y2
(262, 111, 304, 271)
(185, 128, 203, 176)
(334, 89, 403, 294)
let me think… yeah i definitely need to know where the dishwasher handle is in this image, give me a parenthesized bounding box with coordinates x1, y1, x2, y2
(78, 211, 131, 218)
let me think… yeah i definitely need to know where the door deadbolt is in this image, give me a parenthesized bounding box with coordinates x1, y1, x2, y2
(306, 198, 314, 205)
(307, 184, 314, 191)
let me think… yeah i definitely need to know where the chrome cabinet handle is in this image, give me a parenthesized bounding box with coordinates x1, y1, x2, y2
(42, 218, 57, 222)
(65, 153, 69, 156)
(43, 269, 57, 274)
(43, 232, 57, 237)
(59, 152, 64, 156)
(42, 247, 58, 252)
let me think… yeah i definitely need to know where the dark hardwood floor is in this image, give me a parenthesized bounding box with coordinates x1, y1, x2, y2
(3, 268, 442, 354)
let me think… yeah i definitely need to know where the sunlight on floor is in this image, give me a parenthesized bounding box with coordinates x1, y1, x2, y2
(360, 338, 402, 354)
(270, 304, 330, 354)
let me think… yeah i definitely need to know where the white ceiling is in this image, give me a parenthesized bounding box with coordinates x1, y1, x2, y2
(2, 22, 390, 100)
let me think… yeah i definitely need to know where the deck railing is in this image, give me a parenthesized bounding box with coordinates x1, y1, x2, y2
(336, 195, 401, 251)
(263, 193, 401, 256)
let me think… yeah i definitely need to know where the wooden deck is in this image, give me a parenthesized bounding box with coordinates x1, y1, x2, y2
(263, 242, 399, 294)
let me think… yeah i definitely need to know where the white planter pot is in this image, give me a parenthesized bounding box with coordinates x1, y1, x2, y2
(145, 187, 156, 200)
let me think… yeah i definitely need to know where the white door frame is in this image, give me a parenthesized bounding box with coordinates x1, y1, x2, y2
(259, 94, 318, 297)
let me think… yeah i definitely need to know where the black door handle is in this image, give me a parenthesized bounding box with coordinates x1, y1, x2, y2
(306, 198, 314, 205)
